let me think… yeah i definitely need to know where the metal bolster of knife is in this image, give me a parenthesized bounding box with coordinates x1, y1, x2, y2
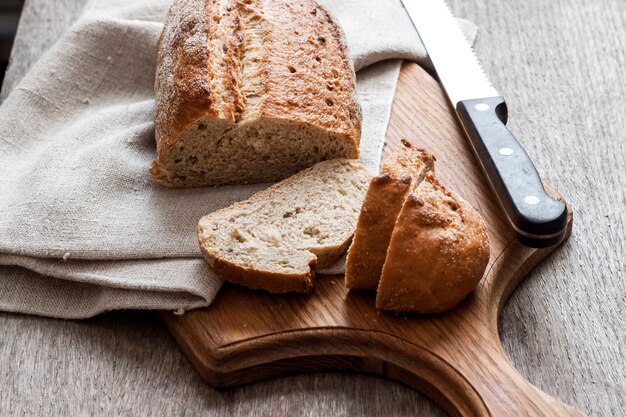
(455, 97, 568, 248)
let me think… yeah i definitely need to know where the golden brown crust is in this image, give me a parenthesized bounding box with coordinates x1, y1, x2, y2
(345, 176, 412, 289)
(376, 173, 490, 314)
(383, 139, 436, 179)
(152, 0, 361, 185)
(257, 1, 361, 139)
(154, 0, 219, 157)
(345, 139, 434, 290)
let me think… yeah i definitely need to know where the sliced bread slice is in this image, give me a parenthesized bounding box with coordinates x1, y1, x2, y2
(376, 173, 490, 313)
(197, 159, 371, 293)
(345, 139, 434, 290)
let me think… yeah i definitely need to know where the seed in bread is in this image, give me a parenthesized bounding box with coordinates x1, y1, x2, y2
(345, 139, 434, 290)
(151, 0, 361, 188)
(197, 159, 370, 293)
(376, 173, 490, 314)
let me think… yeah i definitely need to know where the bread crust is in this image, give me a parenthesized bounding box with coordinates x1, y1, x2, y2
(345, 139, 434, 290)
(152, 0, 361, 187)
(375, 173, 490, 313)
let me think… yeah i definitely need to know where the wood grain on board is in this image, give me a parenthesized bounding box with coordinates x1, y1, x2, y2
(162, 62, 584, 417)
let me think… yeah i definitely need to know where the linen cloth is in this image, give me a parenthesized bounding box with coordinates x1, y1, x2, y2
(0, 0, 476, 318)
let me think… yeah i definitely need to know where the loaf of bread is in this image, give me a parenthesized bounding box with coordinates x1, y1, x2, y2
(197, 159, 370, 293)
(151, 0, 361, 188)
(375, 173, 490, 313)
(345, 139, 434, 290)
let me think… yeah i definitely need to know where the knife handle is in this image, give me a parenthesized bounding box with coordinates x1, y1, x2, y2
(456, 97, 567, 248)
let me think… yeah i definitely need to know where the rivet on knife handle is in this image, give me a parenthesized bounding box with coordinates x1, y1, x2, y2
(456, 97, 567, 247)
(400, 0, 568, 247)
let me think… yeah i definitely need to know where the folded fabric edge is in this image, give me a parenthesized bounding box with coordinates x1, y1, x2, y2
(0, 254, 220, 294)
(0, 264, 212, 319)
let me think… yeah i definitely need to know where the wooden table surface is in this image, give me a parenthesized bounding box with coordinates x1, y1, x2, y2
(1, 0, 624, 416)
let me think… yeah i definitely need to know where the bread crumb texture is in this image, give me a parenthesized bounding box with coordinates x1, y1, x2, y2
(152, 0, 361, 187)
(198, 160, 371, 293)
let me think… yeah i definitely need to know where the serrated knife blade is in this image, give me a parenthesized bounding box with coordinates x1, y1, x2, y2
(400, 0, 567, 248)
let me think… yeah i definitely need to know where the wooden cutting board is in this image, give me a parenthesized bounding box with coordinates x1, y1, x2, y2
(161, 62, 584, 417)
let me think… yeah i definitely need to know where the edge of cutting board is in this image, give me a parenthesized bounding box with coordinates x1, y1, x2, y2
(161, 62, 585, 417)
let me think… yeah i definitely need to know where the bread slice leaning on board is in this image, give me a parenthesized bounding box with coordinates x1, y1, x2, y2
(345, 140, 435, 290)
(346, 139, 490, 314)
(376, 172, 490, 313)
(151, 0, 361, 188)
(197, 160, 370, 293)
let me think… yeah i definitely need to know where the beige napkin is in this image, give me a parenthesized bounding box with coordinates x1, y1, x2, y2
(0, 0, 476, 318)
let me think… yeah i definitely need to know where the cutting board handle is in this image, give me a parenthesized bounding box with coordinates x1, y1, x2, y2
(409, 320, 589, 416)
(460, 354, 587, 416)
(419, 226, 588, 417)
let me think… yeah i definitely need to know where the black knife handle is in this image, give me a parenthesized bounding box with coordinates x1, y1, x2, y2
(456, 97, 567, 248)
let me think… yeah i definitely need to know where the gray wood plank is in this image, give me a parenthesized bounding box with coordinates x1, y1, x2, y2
(0, 0, 85, 101)
(452, 1, 626, 415)
(0, 0, 624, 416)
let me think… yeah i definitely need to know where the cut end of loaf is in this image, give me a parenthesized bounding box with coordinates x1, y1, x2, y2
(197, 159, 371, 293)
(151, 118, 358, 188)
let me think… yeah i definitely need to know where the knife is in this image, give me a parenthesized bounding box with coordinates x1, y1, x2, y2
(400, 0, 567, 248)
